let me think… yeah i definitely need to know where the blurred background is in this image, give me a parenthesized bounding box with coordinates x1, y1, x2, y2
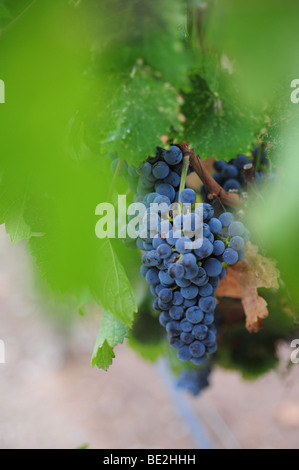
(1, 225, 299, 449)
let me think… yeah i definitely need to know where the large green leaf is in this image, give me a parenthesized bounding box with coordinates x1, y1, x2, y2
(0, 1, 137, 328)
(28, 227, 137, 327)
(100, 66, 181, 166)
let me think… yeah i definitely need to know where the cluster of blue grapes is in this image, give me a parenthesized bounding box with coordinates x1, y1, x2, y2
(110, 144, 249, 389)
(177, 365, 211, 396)
(138, 160, 249, 367)
(202, 146, 277, 199)
(212, 153, 251, 192)
(141, 201, 249, 366)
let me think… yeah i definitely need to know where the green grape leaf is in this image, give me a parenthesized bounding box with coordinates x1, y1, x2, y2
(182, 71, 263, 160)
(100, 66, 181, 166)
(90, 238, 137, 326)
(0, 1, 140, 347)
(91, 310, 129, 370)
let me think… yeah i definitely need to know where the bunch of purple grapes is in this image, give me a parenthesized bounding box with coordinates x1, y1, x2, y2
(112, 144, 249, 372)
(201, 145, 277, 201)
(140, 192, 249, 366)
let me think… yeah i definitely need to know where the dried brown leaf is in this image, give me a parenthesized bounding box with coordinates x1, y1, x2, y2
(217, 242, 280, 332)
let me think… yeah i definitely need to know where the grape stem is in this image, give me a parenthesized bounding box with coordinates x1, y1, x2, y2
(178, 152, 190, 209)
(176, 142, 243, 208)
(217, 234, 230, 247)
